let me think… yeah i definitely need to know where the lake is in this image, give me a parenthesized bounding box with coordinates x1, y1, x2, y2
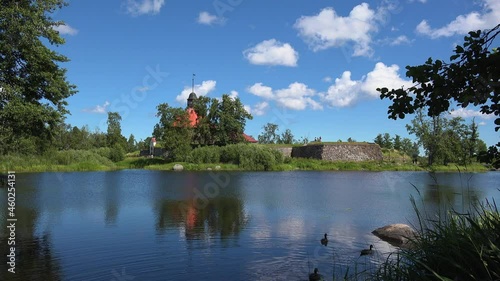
(1, 170, 499, 280)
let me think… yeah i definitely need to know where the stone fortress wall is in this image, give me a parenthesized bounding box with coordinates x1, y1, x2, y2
(289, 143, 383, 162)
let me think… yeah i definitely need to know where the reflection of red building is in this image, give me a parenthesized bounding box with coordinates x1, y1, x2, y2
(185, 91, 257, 143)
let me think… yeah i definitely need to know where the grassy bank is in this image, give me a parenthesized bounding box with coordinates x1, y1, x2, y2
(0, 150, 118, 172)
(1, 144, 490, 173)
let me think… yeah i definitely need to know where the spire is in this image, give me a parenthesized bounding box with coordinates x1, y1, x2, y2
(187, 73, 197, 108)
(192, 73, 195, 93)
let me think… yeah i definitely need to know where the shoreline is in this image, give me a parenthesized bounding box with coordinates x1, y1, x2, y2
(1, 156, 491, 173)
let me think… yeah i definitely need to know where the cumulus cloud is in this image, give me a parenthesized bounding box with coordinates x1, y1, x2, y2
(243, 39, 299, 67)
(323, 76, 333, 83)
(176, 80, 217, 104)
(53, 24, 78, 35)
(321, 62, 412, 107)
(245, 101, 270, 116)
(390, 35, 411, 45)
(197, 11, 225, 25)
(416, 0, 500, 38)
(124, 0, 165, 16)
(449, 108, 495, 120)
(82, 101, 110, 114)
(247, 82, 322, 111)
(294, 2, 398, 56)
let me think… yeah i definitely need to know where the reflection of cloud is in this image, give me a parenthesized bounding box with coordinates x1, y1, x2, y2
(277, 217, 306, 241)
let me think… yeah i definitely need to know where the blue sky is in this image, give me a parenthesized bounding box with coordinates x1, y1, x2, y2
(53, 0, 500, 147)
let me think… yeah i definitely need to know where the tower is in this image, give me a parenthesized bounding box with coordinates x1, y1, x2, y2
(187, 73, 197, 108)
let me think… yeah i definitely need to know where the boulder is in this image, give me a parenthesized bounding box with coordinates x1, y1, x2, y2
(215, 165, 221, 170)
(372, 224, 416, 248)
(173, 164, 184, 171)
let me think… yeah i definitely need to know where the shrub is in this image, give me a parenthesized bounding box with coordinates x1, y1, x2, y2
(190, 146, 221, 163)
(109, 145, 125, 162)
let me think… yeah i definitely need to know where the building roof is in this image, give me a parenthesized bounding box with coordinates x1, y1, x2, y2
(243, 133, 258, 143)
(188, 92, 197, 100)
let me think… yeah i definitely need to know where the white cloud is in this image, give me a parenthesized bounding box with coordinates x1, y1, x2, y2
(323, 76, 333, 83)
(449, 108, 495, 120)
(197, 11, 224, 25)
(390, 35, 411, 45)
(82, 101, 110, 114)
(409, 0, 427, 3)
(247, 83, 274, 99)
(228, 90, 238, 100)
(124, 0, 165, 16)
(247, 82, 322, 111)
(176, 80, 217, 104)
(53, 24, 78, 35)
(243, 102, 269, 116)
(479, 121, 487, 126)
(294, 3, 380, 56)
(243, 39, 299, 67)
(416, 0, 500, 38)
(321, 62, 411, 107)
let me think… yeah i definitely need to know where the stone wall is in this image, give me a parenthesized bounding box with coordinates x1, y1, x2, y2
(291, 143, 383, 162)
(273, 147, 293, 157)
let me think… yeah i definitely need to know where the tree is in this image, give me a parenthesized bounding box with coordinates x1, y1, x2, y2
(153, 103, 193, 161)
(347, 137, 356, 142)
(0, 1, 77, 154)
(258, 123, 280, 144)
(106, 112, 126, 148)
(126, 134, 137, 153)
(374, 134, 384, 147)
(393, 135, 402, 150)
(378, 25, 500, 167)
(382, 133, 393, 149)
(215, 94, 253, 145)
(279, 129, 294, 144)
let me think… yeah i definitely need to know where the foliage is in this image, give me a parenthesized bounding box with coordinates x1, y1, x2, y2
(0, 0, 77, 154)
(106, 112, 126, 148)
(378, 25, 500, 167)
(190, 145, 221, 163)
(126, 134, 137, 152)
(376, 196, 500, 281)
(258, 123, 280, 144)
(406, 110, 484, 165)
(153, 103, 193, 161)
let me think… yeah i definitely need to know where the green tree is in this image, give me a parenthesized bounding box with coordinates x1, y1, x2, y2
(126, 134, 137, 153)
(153, 103, 193, 161)
(215, 94, 253, 145)
(374, 134, 384, 147)
(258, 123, 280, 144)
(0, 0, 77, 154)
(279, 129, 294, 144)
(393, 135, 402, 150)
(382, 133, 393, 149)
(347, 137, 356, 142)
(378, 25, 500, 167)
(106, 112, 126, 148)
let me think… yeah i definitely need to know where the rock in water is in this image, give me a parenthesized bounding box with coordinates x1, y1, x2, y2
(372, 224, 416, 248)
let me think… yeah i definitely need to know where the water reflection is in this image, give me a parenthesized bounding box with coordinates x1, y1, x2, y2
(0, 204, 62, 281)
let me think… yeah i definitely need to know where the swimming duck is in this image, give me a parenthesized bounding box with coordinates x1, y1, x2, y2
(360, 245, 374, 256)
(320, 233, 328, 246)
(309, 268, 324, 281)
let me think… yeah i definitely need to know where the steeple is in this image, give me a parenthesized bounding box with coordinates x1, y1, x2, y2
(187, 73, 197, 108)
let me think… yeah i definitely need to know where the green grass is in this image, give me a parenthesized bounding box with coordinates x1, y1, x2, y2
(375, 193, 500, 281)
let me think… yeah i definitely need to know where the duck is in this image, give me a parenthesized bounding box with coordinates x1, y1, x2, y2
(320, 233, 328, 246)
(360, 244, 374, 256)
(309, 268, 324, 281)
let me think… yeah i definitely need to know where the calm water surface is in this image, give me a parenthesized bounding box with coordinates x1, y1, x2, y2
(1, 170, 499, 280)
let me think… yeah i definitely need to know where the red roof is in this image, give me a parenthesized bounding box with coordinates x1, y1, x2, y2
(243, 133, 258, 143)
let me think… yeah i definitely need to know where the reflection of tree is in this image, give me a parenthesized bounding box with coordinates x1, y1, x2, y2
(0, 206, 62, 281)
(154, 196, 248, 240)
(421, 182, 481, 215)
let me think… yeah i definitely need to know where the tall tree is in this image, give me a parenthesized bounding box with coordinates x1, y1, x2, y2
(0, 0, 77, 154)
(393, 135, 402, 150)
(106, 112, 125, 148)
(126, 134, 137, 153)
(279, 129, 294, 144)
(153, 103, 193, 161)
(258, 123, 280, 144)
(374, 134, 384, 147)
